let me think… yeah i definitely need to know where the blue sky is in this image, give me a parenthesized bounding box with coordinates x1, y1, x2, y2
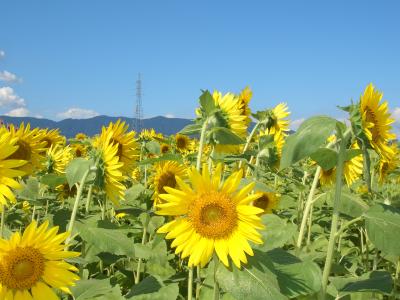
(0, 0, 399, 130)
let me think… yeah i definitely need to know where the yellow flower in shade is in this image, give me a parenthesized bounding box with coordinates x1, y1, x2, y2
(75, 133, 87, 140)
(149, 161, 187, 205)
(266, 103, 290, 135)
(212, 91, 249, 153)
(175, 134, 191, 153)
(0, 129, 26, 208)
(253, 192, 279, 214)
(0, 220, 80, 299)
(8, 123, 46, 175)
(56, 183, 77, 202)
(131, 167, 141, 182)
(100, 120, 140, 175)
(360, 84, 396, 159)
(70, 143, 87, 158)
(318, 142, 363, 186)
(377, 144, 399, 183)
(238, 86, 252, 126)
(93, 132, 126, 206)
(37, 128, 65, 149)
(22, 201, 30, 213)
(157, 164, 264, 268)
(45, 145, 73, 174)
(160, 143, 171, 154)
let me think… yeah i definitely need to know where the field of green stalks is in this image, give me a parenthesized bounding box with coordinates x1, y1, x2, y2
(0, 84, 399, 300)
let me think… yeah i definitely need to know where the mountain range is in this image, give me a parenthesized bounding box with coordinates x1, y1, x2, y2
(0, 115, 193, 138)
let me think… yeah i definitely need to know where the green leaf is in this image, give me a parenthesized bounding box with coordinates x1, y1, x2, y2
(310, 148, 337, 171)
(199, 90, 216, 116)
(345, 148, 363, 162)
(138, 154, 182, 165)
(256, 215, 297, 251)
(210, 127, 245, 145)
(40, 174, 67, 188)
(179, 123, 202, 135)
(216, 250, 287, 300)
(127, 276, 179, 299)
(71, 278, 123, 300)
(339, 190, 369, 218)
(330, 271, 393, 295)
(65, 158, 91, 188)
(266, 249, 322, 298)
(75, 221, 135, 257)
(16, 177, 40, 202)
(280, 116, 338, 170)
(145, 141, 161, 155)
(364, 204, 400, 256)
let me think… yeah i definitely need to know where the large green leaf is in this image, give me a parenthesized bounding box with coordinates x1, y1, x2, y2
(199, 90, 217, 116)
(179, 123, 202, 135)
(72, 278, 123, 300)
(127, 276, 179, 299)
(330, 271, 393, 296)
(266, 249, 322, 298)
(280, 116, 337, 169)
(210, 127, 245, 145)
(40, 173, 67, 188)
(256, 215, 297, 251)
(75, 221, 135, 257)
(364, 204, 400, 256)
(310, 148, 337, 171)
(216, 251, 287, 300)
(65, 158, 91, 187)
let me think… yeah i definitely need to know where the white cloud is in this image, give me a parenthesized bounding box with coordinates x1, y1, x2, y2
(165, 114, 175, 118)
(0, 50, 4, 59)
(0, 87, 25, 107)
(290, 118, 305, 130)
(57, 107, 99, 119)
(5, 107, 29, 117)
(0, 71, 20, 83)
(393, 107, 400, 123)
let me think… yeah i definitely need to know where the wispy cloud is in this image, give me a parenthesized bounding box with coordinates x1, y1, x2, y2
(0, 50, 4, 59)
(5, 107, 29, 117)
(57, 107, 99, 119)
(290, 118, 305, 130)
(0, 87, 26, 107)
(0, 70, 20, 83)
(165, 113, 175, 118)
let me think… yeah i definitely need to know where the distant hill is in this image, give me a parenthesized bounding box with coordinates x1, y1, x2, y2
(0, 115, 193, 138)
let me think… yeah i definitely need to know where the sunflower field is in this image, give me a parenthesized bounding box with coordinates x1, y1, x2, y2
(0, 84, 399, 300)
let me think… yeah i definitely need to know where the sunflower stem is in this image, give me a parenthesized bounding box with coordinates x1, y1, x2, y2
(238, 122, 260, 170)
(65, 168, 91, 248)
(85, 184, 94, 216)
(213, 255, 220, 300)
(195, 266, 201, 299)
(188, 267, 194, 300)
(0, 205, 5, 238)
(321, 130, 351, 299)
(296, 166, 321, 249)
(135, 222, 147, 284)
(196, 118, 209, 171)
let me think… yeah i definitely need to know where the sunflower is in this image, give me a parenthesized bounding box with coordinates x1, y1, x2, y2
(70, 143, 87, 158)
(93, 132, 126, 206)
(377, 144, 399, 183)
(238, 86, 252, 126)
(131, 167, 141, 182)
(139, 129, 163, 141)
(56, 183, 77, 202)
(265, 103, 290, 135)
(0, 129, 26, 208)
(0, 220, 80, 299)
(149, 161, 187, 205)
(160, 143, 171, 154)
(157, 164, 264, 268)
(7, 123, 46, 175)
(100, 120, 139, 175)
(359, 84, 396, 159)
(45, 145, 73, 174)
(212, 91, 249, 153)
(253, 192, 279, 214)
(318, 142, 363, 186)
(37, 128, 65, 150)
(75, 133, 87, 140)
(175, 134, 191, 152)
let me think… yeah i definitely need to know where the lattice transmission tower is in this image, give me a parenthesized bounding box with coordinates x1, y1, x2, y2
(134, 73, 143, 133)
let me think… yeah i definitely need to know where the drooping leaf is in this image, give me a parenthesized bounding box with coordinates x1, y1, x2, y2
(65, 158, 91, 188)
